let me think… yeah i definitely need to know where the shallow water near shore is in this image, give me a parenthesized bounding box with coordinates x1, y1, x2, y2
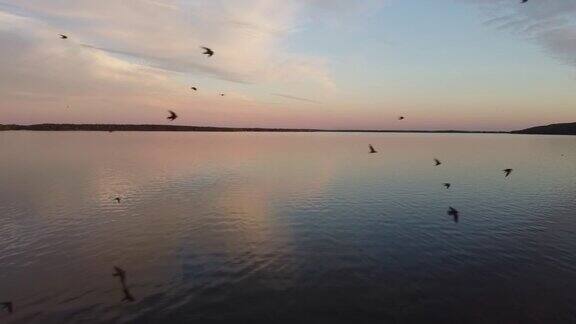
(1, 132, 575, 323)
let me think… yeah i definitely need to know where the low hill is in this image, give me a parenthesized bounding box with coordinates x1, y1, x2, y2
(513, 122, 576, 135)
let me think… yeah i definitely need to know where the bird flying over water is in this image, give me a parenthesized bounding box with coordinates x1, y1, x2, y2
(220, 93, 225, 97)
(114, 197, 121, 203)
(1, 302, 12, 314)
(398, 116, 405, 120)
(521, 0, 528, 3)
(201, 47, 214, 57)
(113, 266, 127, 282)
(167, 110, 178, 121)
(443, 183, 451, 189)
(434, 158, 442, 166)
(59, 34, 68, 39)
(503, 168, 513, 177)
(447, 207, 459, 223)
(121, 287, 135, 302)
(112, 266, 135, 302)
(190, 87, 197, 91)
(369, 144, 377, 154)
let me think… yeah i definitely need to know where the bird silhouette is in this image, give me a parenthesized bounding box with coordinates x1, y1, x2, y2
(434, 158, 442, 166)
(167, 110, 178, 121)
(201, 47, 214, 57)
(121, 287, 135, 302)
(112, 266, 135, 302)
(114, 197, 121, 203)
(113, 266, 127, 283)
(369, 144, 377, 154)
(398, 116, 405, 120)
(447, 207, 459, 223)
(1, 302, 12, 314)
(521, 0, 528, 3)
(190, 87, 197, 91)
(59, 34, 68, 39)
(443, 183, 451, 189)
(220, 93, 225, 97)
(503, 168, 513, 177)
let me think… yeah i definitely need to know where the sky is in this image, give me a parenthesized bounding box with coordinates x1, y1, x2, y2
(1, 0, 575, 131)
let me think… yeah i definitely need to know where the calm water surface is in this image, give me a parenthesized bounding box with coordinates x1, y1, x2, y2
(1, 132, 575, 323)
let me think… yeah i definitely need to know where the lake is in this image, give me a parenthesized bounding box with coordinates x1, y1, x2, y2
(1, 132, 575, 323)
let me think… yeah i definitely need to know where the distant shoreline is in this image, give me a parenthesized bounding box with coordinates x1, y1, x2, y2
(0, 124, 509, 134)
(2, 123, 575, 135)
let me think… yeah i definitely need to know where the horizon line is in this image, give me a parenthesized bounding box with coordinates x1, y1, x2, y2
(0, 123, 512, 134)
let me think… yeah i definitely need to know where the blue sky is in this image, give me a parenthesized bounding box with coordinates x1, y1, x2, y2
(1, 0, 575, 130)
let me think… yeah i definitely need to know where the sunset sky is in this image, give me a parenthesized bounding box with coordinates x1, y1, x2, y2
(1, 0, 575, 131)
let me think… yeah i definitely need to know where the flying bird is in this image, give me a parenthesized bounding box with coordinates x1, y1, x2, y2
(1, 302, 12, 314)
(201, 47, 214, 57)
(447, 207, 459, 223)
(369, 144, 377, 154)
(113, 266, 126, 279)
(434, 158, 442, 166)
(220, 93, 225, 97)
(113, 266, 127, 283)
(503, 168, 513, 177)
(521, 0, 528, 3)
(443, 183, 451, 189)
(167, 110, 178, 121)
(59, 34, 68, 39)
(398, 116, 405, 120)
(121, 287, 135, 302)
(112, 266, 135, 302)
(190, 87, 197, 91)
(114, 197, 121, 203)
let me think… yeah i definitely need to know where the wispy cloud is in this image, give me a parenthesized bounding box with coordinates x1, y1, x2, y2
(0, 0, 384, 125)
(272, 93, 321, 104)
(0, 0, 338, 87)
(460, 0, 576, 71)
